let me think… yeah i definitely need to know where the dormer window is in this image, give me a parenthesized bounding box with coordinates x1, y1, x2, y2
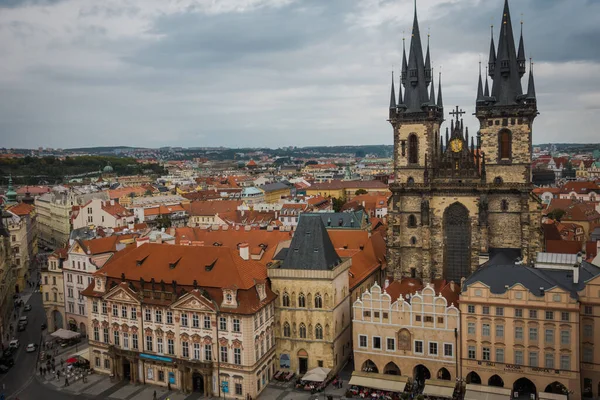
(226, 293, 233, 303)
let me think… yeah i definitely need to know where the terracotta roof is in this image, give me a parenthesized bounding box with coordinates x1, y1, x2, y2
(546, 240, 583, 254)
(77, 234, 138, 255)
(50, 246, 69, 260)
(560, 181, 600, 194)
(309, 180, 388, 191)
(107, 186, 148, 200)
(533, 187, 560, 195)
(181, 191, 223, 201)
(113, 223, 148, 233)
(385, 278, 460, 306)
(95, 243, 266, 290)
(173, 227, 292, 265)
(16, 186, 51, 195)
(144, 204, 186, 217)
(586, 241, 598, 261)
(102, 201, 133, 218)
(305, 163, 337, 170)
(182, 200, 242, 216)
(8, 202, 35, 216)
(546, 199, 600, 222)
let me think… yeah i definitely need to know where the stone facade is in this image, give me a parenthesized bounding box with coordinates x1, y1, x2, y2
(269, 259, 353, 375)
(41, 249, 66, 332)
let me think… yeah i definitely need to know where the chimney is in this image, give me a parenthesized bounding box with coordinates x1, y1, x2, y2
(156, 235, 162, 244)
(362, 201, 366, 207)
(239, 243, 250, 260)
(450, 281, 456, 292)
(574, 251, 583, 284)
(384, 279, 389, 289)
(111, 199, 115, 206)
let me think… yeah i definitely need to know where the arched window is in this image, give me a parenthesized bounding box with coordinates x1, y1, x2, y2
(298, 293, 306, 308)
(499, 130, 511, 160)
(314, 294, 322, 309)
(408, 134, 419, 164)
(315, 324, 323, 340)
(299, 323, 307, 338)
(408, 214, 417, 228)
(410, 237, 417, 245)
(494, 177, 503, 185)
(407, 177, 415, 185)
(282, 292, 290, 307)
(283, 322, 291, 337)
(501, 200, 509, 212)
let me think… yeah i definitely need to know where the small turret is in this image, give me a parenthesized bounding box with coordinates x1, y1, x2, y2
(398, 73, 406, 109)
(401, 38, 408, 84)
(429, 71, 436, 106)
(488, 25, 496, 78)
(526, 60, 536, 101)
(484, 66, 490, 97)
(437, 71, 443, 108)
(389, 71, 397, 110)
(477, 62, 484, 102)
(517, 21, 526, 76)
(425, 34, 432, 84)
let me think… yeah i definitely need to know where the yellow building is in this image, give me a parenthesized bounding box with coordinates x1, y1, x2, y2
(35, 190, 73, 249)
(306, 180, 388, 202)
(268, 215, 352, 375)
(7, 202, 38, 292)
(459, 252, 594, 400)
(352, 280, 460, 396)
(0, 214, 16, 342)
(259, 182, 291, 204)
(41, 247, 67, 331)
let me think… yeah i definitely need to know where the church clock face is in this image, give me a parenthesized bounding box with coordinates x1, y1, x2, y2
(450, 139, 463, 153)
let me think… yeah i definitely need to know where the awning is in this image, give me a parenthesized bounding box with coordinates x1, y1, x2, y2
(348, 371, 408, 393)
(302, 367, 331, 382)
(422, 379, 456, 398)
(464, 384, 512, 400)
(51, 329, 81, 340)
(539, 393, 568, 400)
(70, 348, 89, 361)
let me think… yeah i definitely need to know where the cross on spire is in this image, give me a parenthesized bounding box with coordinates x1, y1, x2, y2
(449, 106, 465, 121)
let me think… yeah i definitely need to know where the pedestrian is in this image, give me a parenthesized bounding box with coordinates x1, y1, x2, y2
(64, 377, 69, 387)
(39, 366, 43, 375)
(153, 390, 157, 400)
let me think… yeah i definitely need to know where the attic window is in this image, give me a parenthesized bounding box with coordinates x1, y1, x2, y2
(213, 242, 222, 246)
(294, 248, 299, 252)
(205, 259, 217, 272)
(136, 255, 149, 266)
(313, 248, 319, 253)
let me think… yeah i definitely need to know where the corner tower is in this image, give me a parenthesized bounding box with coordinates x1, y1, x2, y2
(389, 4, 443, 185)
(476, 0, 538, 185)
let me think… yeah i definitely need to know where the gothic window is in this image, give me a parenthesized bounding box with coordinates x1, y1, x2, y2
(283, 322, 291, 337)
(314, 294, 322, 309)
(315, 324, 323, 340)
(410, 237, 417, 246)
(501, 200, 509, 212)
(494, 177, 503, 185)
(298, 293, 306, 308)
(299, 323, 307, 339)
(499, 130, 511, 160)
(282, 292, 290, 307)
(408, 215, 417, 228)
(443, 203, 471, 282)
(408, 134, 419, 164)
(407, 177, 415, 185)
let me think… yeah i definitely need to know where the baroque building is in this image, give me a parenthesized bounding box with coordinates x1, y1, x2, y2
(387, 0, 541, 282)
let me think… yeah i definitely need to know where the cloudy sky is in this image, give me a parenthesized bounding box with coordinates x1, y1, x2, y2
(0, 0, 598, 149)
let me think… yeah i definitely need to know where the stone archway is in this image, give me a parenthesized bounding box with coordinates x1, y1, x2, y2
(443, 202, 471, 282)
(79, 322, 87, 336)
(437, 367, 451, 380)
(383, 362, 400, 375)
(413, 365, 431, 384)
(466, 371, 481, 385)
(513, 378, 536, 400)
(297, 349, 309, 374)
(488, 374, 504, 387)
(545, 381, 568, 395)
(361, 359, 378, 373)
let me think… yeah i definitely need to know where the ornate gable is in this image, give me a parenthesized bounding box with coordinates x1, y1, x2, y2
(171, 290, 215, 312)
(104, 283, 139, 304)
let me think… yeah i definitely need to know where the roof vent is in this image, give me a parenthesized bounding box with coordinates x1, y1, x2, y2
(205, 259, 217, 272)
(136, 255, 149, 266)
(169, 257, 181, 269)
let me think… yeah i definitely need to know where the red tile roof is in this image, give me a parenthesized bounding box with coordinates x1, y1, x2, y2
(78, 234, 138, 255)
(102, 201, 133, 218)
(182, 200, 242, 216)
(546, 240, 583, 254)
(8, 202, 35, 216)
(560, 181, 600, 194)
(144, 204, 186, 217)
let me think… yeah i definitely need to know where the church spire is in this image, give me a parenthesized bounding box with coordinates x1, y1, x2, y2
(526, 59, 536, 100)
(398, 72, 405, 107)
(477, 61, 484, 101)
(517, 19, 526, 76)
(437, 71, 443, 108)
(488, 25, 496, 78)
(390, 71, 397, 110)
(425, 33, 432, 84)
(490, 0, 524, 105)
(401, 37, 408, 85)
(429, 70, 436, 106)
(403, 0, 430, 112)
(484, 66, 490, 97)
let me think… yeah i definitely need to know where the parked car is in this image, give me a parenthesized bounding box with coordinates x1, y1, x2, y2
(18, 316, 27, 325)
(8, 340, 19, 349)
(24, 304, 32, 311)
(17, 323, 26, 332)
(0, 365, 10, 374)
(26, 343, 37, 353)
(0, 356, 14, 367)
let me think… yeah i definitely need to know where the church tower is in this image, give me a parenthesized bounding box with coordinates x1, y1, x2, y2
(387, 0, 541, 283)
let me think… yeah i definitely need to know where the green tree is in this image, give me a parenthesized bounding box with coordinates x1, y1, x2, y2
(155, 215, 172, 229)
(304, 160, 318, 166)
(332, 197, 345, 212)
(547, 208, 566, 222)
(355, 189, 368, 196)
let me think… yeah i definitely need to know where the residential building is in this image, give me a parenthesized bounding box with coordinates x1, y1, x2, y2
(459, 252, 598, 400)
(545, 199, 600, 241)
(306, 180, 388, 201)
(64, 234, 138, 335)
(278, 203, 308, 227)
(268, 216, 352, 375)
(352, 280, 460, 394)
(0, 209, 16, 342)
(342, 193, 390, 219)
(82, 243, 277, 398)
(183, 200, 242, 227)
(72, 198, 135, 230)
(559, 182, 600, 202)
(140, 204, 188, 228)
(259, 182, 291, 204)
(42, 247, 67, 331)
(7, 202, 38, 292)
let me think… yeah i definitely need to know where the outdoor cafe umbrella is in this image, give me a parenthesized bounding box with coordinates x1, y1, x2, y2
(302, 367, 331, 382)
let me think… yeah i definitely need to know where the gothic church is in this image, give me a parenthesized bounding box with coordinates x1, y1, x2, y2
(387, 0, 542, 283)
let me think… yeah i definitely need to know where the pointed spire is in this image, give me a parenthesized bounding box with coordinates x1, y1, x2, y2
(440, 134, 444, 153)
(488, 24, 496, 78)
(398, 72, 405, 107)
(429, 70, 436, 106)
(445, 127, 449, 146)
(389, 71, 397, 109)
(526, 59, 536, 100)
(477, 61, 484, 101)
(437, 71, 443, 108)
(471, 136, 475, 152)
(401, 37, 408, 84)
(425, 32, 432, 84)
(484, 66, 490, 97)
(517, 17, 526, 76)
(403, 0, 429, 112)
(465, 126, 469, 144)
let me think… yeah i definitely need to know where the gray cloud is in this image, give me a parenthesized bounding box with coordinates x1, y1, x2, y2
(0, 0, 599, 149)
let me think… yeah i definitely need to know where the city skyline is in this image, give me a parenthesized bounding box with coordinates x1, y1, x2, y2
(0, 0, 598, 149)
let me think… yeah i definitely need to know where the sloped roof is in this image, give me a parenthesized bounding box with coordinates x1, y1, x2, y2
(281, 215, 341, 271)
(102, 201, 133, 218)
(260, 182, 290, 193)
(77, 234, 138, 255)
(309, 180, 388, 191)
(182, 200, 242, 216)
(7, 202, 35, 216)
